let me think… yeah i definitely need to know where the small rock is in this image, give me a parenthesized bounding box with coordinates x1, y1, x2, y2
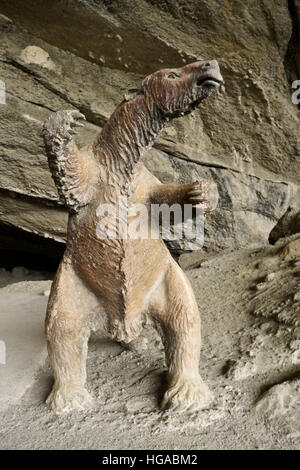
(269, 206, 300, 244)
(281, 238, 300, 262)
(256, 282, 267, 291)
(293, 327, 300, 339)
(256, 379, 300, 438)
(11, 266, 29, 279)
(289, 340, 300, 351)
(260, 321, 277, 334)
(20, 45, 57, 71)
(0, 14, 13, 31)
(294, 291, 300, 302)
(265, 272, 275, 282)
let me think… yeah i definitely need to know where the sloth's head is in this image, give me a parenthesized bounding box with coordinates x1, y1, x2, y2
(125, 60, 223, 118)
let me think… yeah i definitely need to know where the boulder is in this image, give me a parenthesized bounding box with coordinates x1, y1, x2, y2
(269, 205, 300, 244)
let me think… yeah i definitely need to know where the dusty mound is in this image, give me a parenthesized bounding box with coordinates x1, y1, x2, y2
(248, 235, 300, 328)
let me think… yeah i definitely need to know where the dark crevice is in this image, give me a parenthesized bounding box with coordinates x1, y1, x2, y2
(6, 89, 56, 113)
(161, 148, 243, 174)
(162, 149, 290, 186)
(0, 221, 64, 271)
(0, 187, 63, 208)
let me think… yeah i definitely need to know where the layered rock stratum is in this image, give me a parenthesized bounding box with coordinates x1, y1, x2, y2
(0, 0, 299, 258)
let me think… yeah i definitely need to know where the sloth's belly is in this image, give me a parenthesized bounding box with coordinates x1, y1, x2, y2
(69, 234, 171, 316)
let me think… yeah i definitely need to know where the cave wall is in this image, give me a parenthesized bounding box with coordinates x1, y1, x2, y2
(0, 0, 299, 261)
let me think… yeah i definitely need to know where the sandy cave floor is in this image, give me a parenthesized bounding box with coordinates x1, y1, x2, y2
(0, 236, 300, 450)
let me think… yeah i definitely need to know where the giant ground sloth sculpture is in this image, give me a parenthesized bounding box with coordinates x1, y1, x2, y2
(43, 60, 223, 414)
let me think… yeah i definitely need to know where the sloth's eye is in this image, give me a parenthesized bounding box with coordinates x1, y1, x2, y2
(167, 72, 179, 80)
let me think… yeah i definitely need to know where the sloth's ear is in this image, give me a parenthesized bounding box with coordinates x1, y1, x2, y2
(124, 88, 143, 101)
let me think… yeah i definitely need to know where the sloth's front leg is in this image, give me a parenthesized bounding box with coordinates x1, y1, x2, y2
(184, 179, 219, 215)
(150, 179, 218, 215)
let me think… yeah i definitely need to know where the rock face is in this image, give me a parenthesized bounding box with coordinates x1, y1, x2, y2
(0, 1, 299, 260)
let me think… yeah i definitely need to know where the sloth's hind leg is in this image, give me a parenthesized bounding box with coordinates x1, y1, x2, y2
(45, 259, 99, 414)
(150, 261, 213, 412)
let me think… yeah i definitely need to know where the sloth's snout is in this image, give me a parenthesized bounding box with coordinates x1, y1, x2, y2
(201, 59, 218, 70)
(196, 60, 223, 87)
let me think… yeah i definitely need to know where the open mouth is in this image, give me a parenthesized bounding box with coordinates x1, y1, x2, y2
(196, 77, 223, 87)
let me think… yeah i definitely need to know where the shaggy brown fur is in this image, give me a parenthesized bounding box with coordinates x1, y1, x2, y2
(43, 60, 223, 414)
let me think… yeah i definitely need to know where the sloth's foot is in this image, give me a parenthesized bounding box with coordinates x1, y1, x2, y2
(46, 384, 94, 415)
(161, 375, 213, 412)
